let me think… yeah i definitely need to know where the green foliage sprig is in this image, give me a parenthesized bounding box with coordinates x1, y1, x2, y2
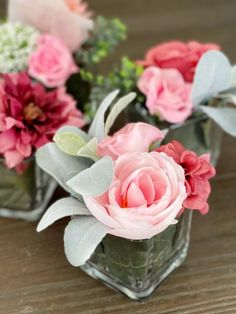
(76, 16, 127, 66)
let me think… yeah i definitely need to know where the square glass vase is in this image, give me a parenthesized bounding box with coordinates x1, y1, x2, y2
(0, 157, 57, 221)
(81, 211, 192, 300)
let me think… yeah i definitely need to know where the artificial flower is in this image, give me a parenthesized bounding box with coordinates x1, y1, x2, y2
(28, 34, 78, 88)
(0, 72, 85, 168)
(138, 66, 193, 123)
(97, 122, 164, 160)
(83, 151, 187, 240)
(0, 22, 38, 73)
(8, 0, 94, 52)
(156, 140, 216, 214)
(138, 40, 220, 82)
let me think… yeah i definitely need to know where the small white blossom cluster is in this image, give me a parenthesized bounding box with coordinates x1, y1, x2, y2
(0, 22, 39, 73)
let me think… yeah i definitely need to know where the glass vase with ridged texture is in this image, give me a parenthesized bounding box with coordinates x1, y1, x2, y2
(0, 157, 57, 221)
(81, 211, 192, 300)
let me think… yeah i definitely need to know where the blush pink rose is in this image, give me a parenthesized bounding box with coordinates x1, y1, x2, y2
(138, 66, 193, 124)
(83, 152, 187, 240)
(156, 140, 216, 215)
(138, 40, 220, 82)
(97, 122, 164, 160)
(28, 34, 78, 88)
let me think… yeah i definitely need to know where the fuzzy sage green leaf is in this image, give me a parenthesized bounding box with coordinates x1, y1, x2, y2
(66, 156, 114, 196)
(105, 92, 136, 135)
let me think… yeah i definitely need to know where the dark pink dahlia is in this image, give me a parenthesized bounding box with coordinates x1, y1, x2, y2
(0, 72, 86, 168)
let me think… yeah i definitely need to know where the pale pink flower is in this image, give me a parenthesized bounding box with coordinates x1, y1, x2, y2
(138, 66, 193, 124)
(97, 122, 164, 160)
(8, 0, 94, 52)
(83, 152, 187, 240)
(28, 34, 78, 88)
(0, 72, 85, 169)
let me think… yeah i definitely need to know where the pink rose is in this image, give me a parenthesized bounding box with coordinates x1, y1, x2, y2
(156, 140, 216, 215)
(83, 152, 187, 240)
(138, 40, 220, 82)
(97, 122, 164, 160)
(28, 34, 78, 88)
(138, 66, 193, 124)
(8, 0, 94, 52)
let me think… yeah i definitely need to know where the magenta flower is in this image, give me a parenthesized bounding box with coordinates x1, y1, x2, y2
(0, 72, 86, 168)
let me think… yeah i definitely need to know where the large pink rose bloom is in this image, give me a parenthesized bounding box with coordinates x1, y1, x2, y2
(97, 122, 164, 160)
(0, 72, 85, 168)
(138, 66, 193, 124)
(8, 0, 94, 52)
(28, 35, 78, 88)
(83, 152, 187, 240)
(138, 40, 220, 82)
(156, 140, 216, 215)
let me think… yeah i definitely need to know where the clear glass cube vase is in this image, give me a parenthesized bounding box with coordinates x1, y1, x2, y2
(81, 211, 192, 300)
(0, 157, 57, 221)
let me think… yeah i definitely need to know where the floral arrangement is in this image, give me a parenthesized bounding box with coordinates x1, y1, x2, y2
(0, 0, 127, 170)
(36, 91, 215, 266)
(5, 0, 126, 119)
(82, 41, 236, 138)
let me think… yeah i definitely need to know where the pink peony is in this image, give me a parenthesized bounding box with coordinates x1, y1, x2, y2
(8, 0, 94, 52)
(138, 66, 193, 124)
(28, 34, 78, 88)
(83, 152, 187, 240)
(138, 40, 220, 82)
(156, 140, 216, 215)
(0, 72, 85, 168)
(97, 122, 164, 160)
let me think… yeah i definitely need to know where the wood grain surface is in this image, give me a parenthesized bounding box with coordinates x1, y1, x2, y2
(1, 1, 236, 313)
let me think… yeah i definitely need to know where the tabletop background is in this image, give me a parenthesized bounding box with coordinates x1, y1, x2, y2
(1, 1, 236, 313)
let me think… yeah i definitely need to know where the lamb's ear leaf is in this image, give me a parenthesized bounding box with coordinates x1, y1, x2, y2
(104, 92, 136, 135)
(200, 106, 236, 137)
(37, 197, 91, 232)
(54, 132, 87, 156)
(77, 137, 99, 161)
(192, 51, 231, 106)
(36, 143, 92, 194)
(55, 126, 91, 142)
(64, 217, 110, 266)
(89, 90, 119, 141)
(66, 156, 114, 196)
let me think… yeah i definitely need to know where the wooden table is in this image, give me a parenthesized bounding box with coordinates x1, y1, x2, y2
(1, 1, 236, 313)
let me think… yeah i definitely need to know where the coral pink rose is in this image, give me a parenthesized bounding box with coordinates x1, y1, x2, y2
(156, 140, 216, 215)
(8, 0, 94, 52)
(28, 34, 78, 88)
(138, 66, 193, 124)
(83, 152, 187, 240)
(97, 122, 164, 160)
(83, 152, 186, 240)
(138, 40, 220, 82)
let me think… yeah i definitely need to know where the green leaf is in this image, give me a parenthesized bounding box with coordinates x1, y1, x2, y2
(192, 51, 231, 106)
(89, 90, 119, 140)
(200, 106, 236, 136)
(64, 217, 110, 266)
(36, 143, 92, 195)
(37, 197, 91, 232)
(105, 92, 136, 135)
(77, 137, 99, 161)
(54, 132, 86, 156)
(66, 156, 114, 196)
